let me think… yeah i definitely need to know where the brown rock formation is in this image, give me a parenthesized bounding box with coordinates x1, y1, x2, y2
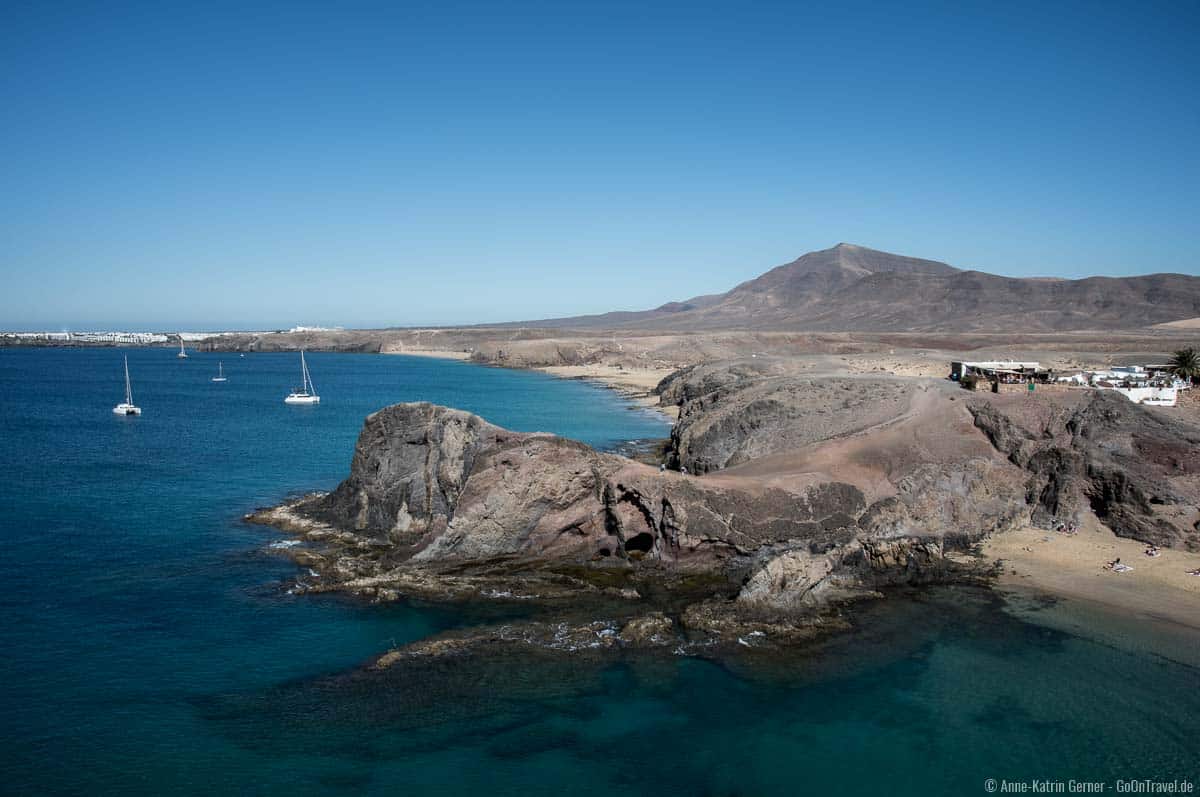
(251, 396, 1032, 646)
(296, 402, 874, 567)
(656, 362, 913, 473)
(969, 391, 1200, 550)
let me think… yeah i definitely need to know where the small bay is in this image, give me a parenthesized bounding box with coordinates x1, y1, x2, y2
(1, 348, 1195, 796)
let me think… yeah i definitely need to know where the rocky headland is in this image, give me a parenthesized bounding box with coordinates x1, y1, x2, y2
(243, 349, 1200, 661)
(239, 241, 1200, 660)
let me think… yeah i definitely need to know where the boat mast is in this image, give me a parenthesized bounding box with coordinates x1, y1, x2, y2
(301, 350, 314, 395)
(124, 356, 133, 405)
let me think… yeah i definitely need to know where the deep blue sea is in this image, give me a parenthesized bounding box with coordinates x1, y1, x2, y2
(1, 348, 1197, 796)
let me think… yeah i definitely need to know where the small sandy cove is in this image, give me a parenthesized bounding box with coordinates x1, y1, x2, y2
(536, 364, 678, 418)
(383, 347, 472, 360)
(984, 518, 1200, 630)
(381, 350, 677, 419)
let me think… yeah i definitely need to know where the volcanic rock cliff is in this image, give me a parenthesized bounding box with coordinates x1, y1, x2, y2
(251, 394, 1030, 646)
(655, 358, 1200, 552)
(281, 403, 884, 568)
(250, 351, 1200, 657)
(969, 391, 1200, 550)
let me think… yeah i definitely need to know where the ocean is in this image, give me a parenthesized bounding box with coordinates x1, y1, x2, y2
(1, 348, 1196, 795)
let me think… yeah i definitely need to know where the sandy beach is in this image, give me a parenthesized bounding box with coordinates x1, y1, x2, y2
(380, 346, 473, 360)
(535, 364, 678, 419)
(983, 519, 1200, 630)
(380, 349, 678, 420)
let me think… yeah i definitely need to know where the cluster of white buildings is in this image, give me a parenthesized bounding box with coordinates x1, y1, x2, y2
(952, 360, 1190, 407)
(950, 361, 1042, 383)
(69, 331, 171, 344)
(1054, 365, 1188, 407)
(2, 331, 171, 344)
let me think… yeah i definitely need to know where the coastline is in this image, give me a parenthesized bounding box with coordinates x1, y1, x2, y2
(380, 345, 1200, 640)
(381, 348, 679, 420)
(982, 520, 1200, 632)
(533, 364, 679, 420)
(380, 347, 472, 360)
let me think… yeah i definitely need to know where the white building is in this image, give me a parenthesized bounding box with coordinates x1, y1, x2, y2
(1108, 386, 1178, 407)
(950, 361, 1041, 381)
(68, 331, 169, 344)
(3, 331, 71, 341)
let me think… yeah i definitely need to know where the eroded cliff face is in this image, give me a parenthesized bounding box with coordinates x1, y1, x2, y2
(252, 397, 1029, 652)
(247, 349, 1200, 659)
(295, 403, 882, 567)
(309, 404, 496, 543)
(733, 457, 1027, 613)
(969, 392, 1200, 551)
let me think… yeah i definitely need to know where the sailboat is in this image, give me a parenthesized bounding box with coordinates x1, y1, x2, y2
(113, 356, 142, 415)
(211, 362, 227, 383)
(177, 337, 188, 359)
(284, 350, 320, 404)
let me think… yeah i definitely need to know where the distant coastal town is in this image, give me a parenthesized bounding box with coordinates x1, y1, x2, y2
(0, 325, 343, 346)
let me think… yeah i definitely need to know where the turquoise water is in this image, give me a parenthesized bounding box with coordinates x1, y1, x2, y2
(1, 349, 1196, 795)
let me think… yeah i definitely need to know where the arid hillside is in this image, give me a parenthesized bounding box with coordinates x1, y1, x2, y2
(514, 243, 1200, 332)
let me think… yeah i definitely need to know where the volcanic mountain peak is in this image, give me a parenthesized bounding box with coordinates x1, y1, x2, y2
(783, 242, 958, 276)
(714, 243, 958, 309)
(518, 242, 1200, 332)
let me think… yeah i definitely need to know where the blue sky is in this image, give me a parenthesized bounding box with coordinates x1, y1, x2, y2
(2, 0, 1197, 330)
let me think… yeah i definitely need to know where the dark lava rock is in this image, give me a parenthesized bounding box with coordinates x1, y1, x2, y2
(970, 391, 1200, 550)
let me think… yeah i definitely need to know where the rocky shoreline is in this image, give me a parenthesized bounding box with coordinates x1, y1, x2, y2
(248, 356, 1200, 664)
(246, 400, 1003, 659)
(251, 486, 998, 662)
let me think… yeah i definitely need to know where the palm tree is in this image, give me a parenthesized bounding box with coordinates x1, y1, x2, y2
(1168, 348, 1200, 384)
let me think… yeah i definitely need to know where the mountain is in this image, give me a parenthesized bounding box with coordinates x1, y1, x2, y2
(523, 243, 1200, 332)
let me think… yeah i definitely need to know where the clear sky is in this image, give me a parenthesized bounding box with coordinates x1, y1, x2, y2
(2, 0, 1197, 330)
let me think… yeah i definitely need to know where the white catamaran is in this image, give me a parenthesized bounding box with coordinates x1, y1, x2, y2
(284, 350, 320, 404)
(177, 337, 188, 359)
(113, 356, 142, 415)
(211, 362, 227, 383)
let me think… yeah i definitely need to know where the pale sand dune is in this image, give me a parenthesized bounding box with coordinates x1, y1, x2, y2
(983, 519, 1200, 630)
